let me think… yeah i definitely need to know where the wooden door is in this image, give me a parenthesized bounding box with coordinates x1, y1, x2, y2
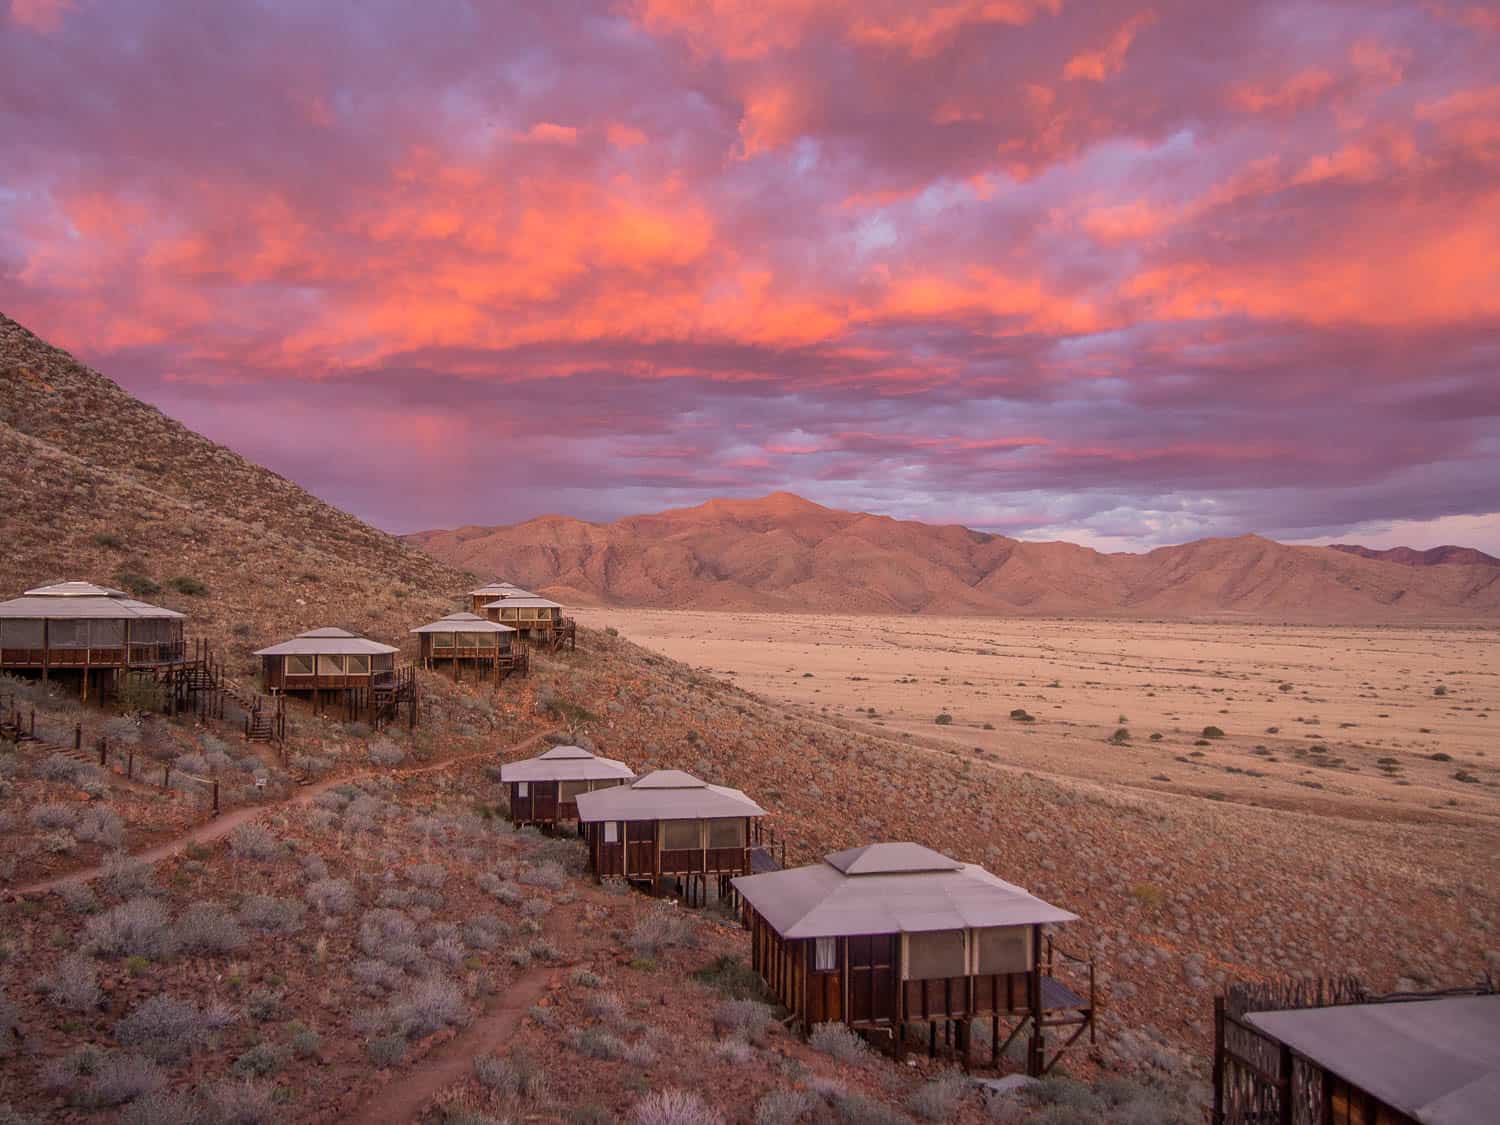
(847, 934, 899, 1025)
(625, 820, 657, 877)
(533, 781, 558, 823)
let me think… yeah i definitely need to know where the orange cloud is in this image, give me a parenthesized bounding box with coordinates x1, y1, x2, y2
(739, 82, 805, 157)
(876, 268, 1105, 335)
(1082, 200, 1174, 244)
(1229, 68, 1336, 114)
(608, 123, 648, 148)
(1064, 12, 1156, 82)
(8, 0, 71, 32)
(520, 122, 579, 145)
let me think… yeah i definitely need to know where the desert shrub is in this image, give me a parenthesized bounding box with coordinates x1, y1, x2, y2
(101, 852, 156, 897)
(570, 1027, 640, 1061)
(429, 934, 467, 968)
(168, 576, 208, 596)
(629, 904, 698, 957)
(405, 862, 447, 889)
(585, 991, 625, 1023)
(228, 823, 281, 861)
(1009, 708, 1035, 722)
(85, 897, 178, 960)
(909, 1069, 968, 1120)
(41, 753, 94, 785)
(359, 907, 424, 967)
(199, 1079, 276, 1124)
(247, 988, 282, 1021)
(934, 713, 953, 725)
(367, 1033, 407, 1067)
(632, 1089, 725, 1125)
(476, 873, 523, 904)
(42, 1047, 164, 1108)
(713, 998, 775, 1042)
(1201, 726, 1225, 739)
(755, 1090, 816, 1125)
(351, 959, 407, 994)
(113, 572, 160, 597)
(368, 739, 406, 767)
(119, 1090, 200, 1125)
(36, 953, 101, 1011)
(114, 994, 235, 1061)
(715, 1038, 754, 1064)
(30, 802, 79, 830)
(809, 1022, 869, 1064)
(58, 882, 99, 915)
(382, 976, 469, 1039)
(306, 877, 356, 915)
(529, 939, 562, 962)
(232, 1042, 287, 1076)
(178, 901, 247, 954)
(569, 967, 605, 988)
(506, 948, 533, 968)
(473, 1048, 550, 1101)
(1110, 728, 1131, 745)
(237, 895, 304, 934)
(73, 805, 124, 846)
(462, 915, 510, 950)
(691, 955, 768, 1000)
(518, 861, 567, 890)
(829, 1092, 906, 1125)
(289, 1023, 322, 1058)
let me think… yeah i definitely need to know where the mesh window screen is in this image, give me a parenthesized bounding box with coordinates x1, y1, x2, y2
(48, 620, 87, 647)
(974, 927, 1030, 974)
(286, 654, 314, 676)
(1, 620, 44, 646)
(89, 620, 125, 645)
(317, 654, 344, 675)
(663, 820, 702, 850)
(346, 655, 370, 675)
(905, 930, 967, 981)
(559, 779, 589, 800)
(708, 818, 744, 847)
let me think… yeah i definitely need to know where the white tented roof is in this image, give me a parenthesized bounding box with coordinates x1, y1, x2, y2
(500, 745, 636, 784)
(483, 596, 562, 610)
(470, 581, 536, 598)
(732, 844, 1078, 939)
(1247, 995, 1500, 1125)
(410, 612, 515, 635)
(574, 769, 766, 822)
(0, 582, 184, 620)
(254, 627, 399, 656)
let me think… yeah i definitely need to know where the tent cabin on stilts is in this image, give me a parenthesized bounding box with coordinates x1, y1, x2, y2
(500, 744, 635, 829)
(731, 843, 1096, 1075)
(471, 581, 576, 652)
(255, 627, 416, 727)
(576, 769, 767, 905)
(410, 612, 523, 683)
(467, 580, 533, 616)
(0, 581, 186, 703)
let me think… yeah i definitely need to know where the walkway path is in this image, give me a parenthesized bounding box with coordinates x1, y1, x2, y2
(8, 727, 556, 897)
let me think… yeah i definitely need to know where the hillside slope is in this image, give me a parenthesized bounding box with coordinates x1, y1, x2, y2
(0, 314, 471, 668)
(410, 494, 1500, 622)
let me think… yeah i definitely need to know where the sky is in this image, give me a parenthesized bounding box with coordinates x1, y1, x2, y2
(2, 1, 1498, 553)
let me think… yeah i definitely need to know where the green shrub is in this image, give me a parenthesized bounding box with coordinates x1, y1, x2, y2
(934, 713, 953, 725)
(1110, 728, 1131, 745)
(112, 572, 160, 598)
(1201, 726, 1225, 739)
(168, 577, 208, 596)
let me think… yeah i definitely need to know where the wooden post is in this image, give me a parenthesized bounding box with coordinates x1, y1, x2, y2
(74, 722, 82, 750)
(162, 764, 170, 790)
(1278, 1043, 1295, 1125)
(1212, 996, 1225, 1125)
(127, 746, 134, 779)
(98, 736, 108, 766)
(992, 1013, 1000, 1066)
(41, 618, 48, 685)
(29, 708, 35, 736)
(212, 778, 220, 815)
(1027, 925, 1044, 1077)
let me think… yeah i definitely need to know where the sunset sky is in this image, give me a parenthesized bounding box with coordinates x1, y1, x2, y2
(3, 1, 1497, 551)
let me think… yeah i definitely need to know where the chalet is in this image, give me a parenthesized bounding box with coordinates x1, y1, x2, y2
(0, 581, 185, 701)
(467, 581, 534, 616)
(500, 744, 635, 828)
(410, 612, 525, 683)
(1214, 981, 1500, 1125)
(732, 843, 1095, 1074)
(575, 769, 767, 899)
(480, 595, 576, 651)
(254, 627, 415, 725)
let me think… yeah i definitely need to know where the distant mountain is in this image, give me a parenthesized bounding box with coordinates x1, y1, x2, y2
(1329, 544, 1500, 568)
(408, 493, 1500, 622)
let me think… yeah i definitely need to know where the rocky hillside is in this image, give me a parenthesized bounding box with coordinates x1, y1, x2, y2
(1330, 543, 1500, 568)
(410, 493, 1500, 622)
(0, 314, 473, 670)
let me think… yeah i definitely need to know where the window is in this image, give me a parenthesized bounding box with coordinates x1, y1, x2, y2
(604, 822, 619, 844)
(905, 930, 967, 981)
(431, 631, 454, 648)
(348, 654, 371, 675)
(89, 620, 125, 646)
(663, 820, 702, 850)
(456, 632, 479, 649)
(559, 779, 589, 801)
(517, 782, 529, 797)
(1, 619, 43, 647)
(286, 654, 314, 676)
(815, 936, 837, 972)
(317, 653, 344, 675)
(973, 927, 1030, 975)
(708, 819, 745, 848)
(48, 620, 87, 648)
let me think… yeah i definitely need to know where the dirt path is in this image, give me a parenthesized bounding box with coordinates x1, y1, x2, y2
(7, 728, 557, 896)
(340, 967, 555, 1125)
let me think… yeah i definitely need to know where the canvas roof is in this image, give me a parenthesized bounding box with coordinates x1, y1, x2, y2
(574, 769, 766, 822)
(470, 581, 536, 598)
(732, 843, 1078, 939)
(483, 596, 562, 610)
(500, 745, 636, 784)
(410, 612, 515, 635)
(0, 582, 183, 620)
(1247, 995, 1500, 1125)
(254, 627, 398, 656)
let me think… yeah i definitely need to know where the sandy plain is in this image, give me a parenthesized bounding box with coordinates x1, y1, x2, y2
(576, 608, 1500, 826)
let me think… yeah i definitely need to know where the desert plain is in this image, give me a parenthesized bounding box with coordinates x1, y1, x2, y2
(576, 609, 1500, 825)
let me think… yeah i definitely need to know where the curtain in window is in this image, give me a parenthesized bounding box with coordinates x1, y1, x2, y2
(346, 654, 371, 675)
(815, 936, 837, 972)
(603, 821, 619, 843)
(286, 654, 314, 676)
(559, 779, 589, 800)
(317, 654, 345, 675)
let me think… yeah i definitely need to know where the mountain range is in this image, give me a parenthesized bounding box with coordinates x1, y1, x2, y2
(409, 493, 1500, 622)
